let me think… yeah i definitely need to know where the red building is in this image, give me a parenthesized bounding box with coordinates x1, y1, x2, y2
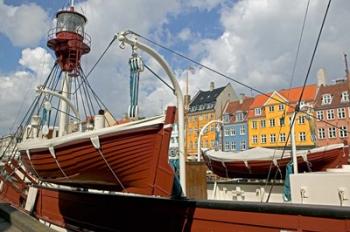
(314, 76, 350, 147)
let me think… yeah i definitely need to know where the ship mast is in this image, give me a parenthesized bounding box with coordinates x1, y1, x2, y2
(47, 3, 90, 136)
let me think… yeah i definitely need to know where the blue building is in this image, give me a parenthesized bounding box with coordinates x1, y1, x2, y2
(223, 96, 254, 152)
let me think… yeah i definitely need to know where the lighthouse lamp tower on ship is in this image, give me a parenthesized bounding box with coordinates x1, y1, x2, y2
(47, 0, 91, 137)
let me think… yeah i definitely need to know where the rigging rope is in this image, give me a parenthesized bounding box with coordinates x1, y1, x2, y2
(125, 27, 349, 134)
(144, 64, 175, 93)
(73, 37, 116, 94)
(266, 0, 332, 203)
(263, 0, 311, 196)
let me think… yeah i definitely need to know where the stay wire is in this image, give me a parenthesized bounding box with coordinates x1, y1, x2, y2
(144, 63, 175, 93)
(296, 0, 332, 108)
(73, 37, 116, 94)
(266, 0, 332, 202)
(126, 16, 348, 134)
(263, 0, 311, 197)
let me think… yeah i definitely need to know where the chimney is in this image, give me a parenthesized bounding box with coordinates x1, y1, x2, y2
(335, 79, 346, 84)
(184, 95, 191, 111)
(316, 68, 327, 87)
(239, 93, 245, 104)
(210, 81, 215, 91)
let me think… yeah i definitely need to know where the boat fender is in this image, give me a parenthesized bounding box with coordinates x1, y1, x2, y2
(49, 147, 56, 159)
(272, 159, 278, 167)
(26, 150, 31, 161)
(49, 146, 68, 178)
(90, 136, 100, 149)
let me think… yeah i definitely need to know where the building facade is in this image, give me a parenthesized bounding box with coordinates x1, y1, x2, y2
(314, 79, 350, 147)
(186, 82, 237, 156)
(222, 97, 254, 152)
(248, 85, 317, 149)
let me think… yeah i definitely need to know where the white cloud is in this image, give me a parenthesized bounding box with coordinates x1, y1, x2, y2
(187, 0, 350, 95)
(178, 28, 192, 41)
(0, 1, 49, 47)
(0, 47, 54, 134)
(184, 0, 225, 11)
(19, 47, 54, 77)
(3, 0, 350, 135)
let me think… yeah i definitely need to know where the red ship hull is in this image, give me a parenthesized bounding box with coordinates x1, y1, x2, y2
(203, 144, 349, 179)
(29, 186, 350, 232)
(19, 107, 176, 197)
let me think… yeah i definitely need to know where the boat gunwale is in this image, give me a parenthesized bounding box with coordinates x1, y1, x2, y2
(18, 115, 166, 152)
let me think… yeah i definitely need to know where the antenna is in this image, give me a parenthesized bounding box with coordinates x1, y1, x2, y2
(344, 53, 349, 77)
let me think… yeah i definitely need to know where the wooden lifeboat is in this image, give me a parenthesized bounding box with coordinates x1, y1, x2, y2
(202, 143, 349, 179)
(17, 107, 177, 197)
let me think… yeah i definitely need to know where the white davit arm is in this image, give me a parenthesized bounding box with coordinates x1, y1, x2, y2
(115, 31, 187, 195)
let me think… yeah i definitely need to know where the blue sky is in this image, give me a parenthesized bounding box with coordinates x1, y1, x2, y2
(1, 0, 350, 135)
(0, 0, 224, 73)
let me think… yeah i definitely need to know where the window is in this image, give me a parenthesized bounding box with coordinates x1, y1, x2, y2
(298, 116, 305, 124)
(279, 117, 285, 126)
(316, 111, 323, 121)
(270, 134, 276, 143)
(318, 128, 325, 139)
(231, 141, 236, 151)
(322, 94, 332, 105)
(230, 128, 235, 136)
(326, 110, 335, 120)
(211, 140, 215, 147)
(269, 119, 275, 127)
(299, 132, 306, 142)
(279, 104, 284, 111)
(328, 127, 336, 138)
(223, 115, 230, 123)
(252, 121, 258, 129)
(240, 141, 246, 150)
(224, 141, 230, 151)
(252, 135, 258, 144)
(236, 112, 244, 122)
(261, 134, 267, 144)
(240, 125, 246, 135)
(338, 108, 346, 119)
(341, 91, 349, 102)
(339, 126, 348, 138)
(269, 105, 274, 112)
(280, 133, 286, 142)
(260, 120, 266, 128)
(224, 128, 229, 136)
(255, 108, 262, 116)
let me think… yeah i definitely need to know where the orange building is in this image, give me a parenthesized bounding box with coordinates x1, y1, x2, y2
(248, 85, 317, 149)
(185, 82, 237, 156)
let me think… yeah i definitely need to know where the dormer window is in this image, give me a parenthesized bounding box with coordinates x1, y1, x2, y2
(223, 115, 230, 123)
(341, 91, 349, 102)
(321, 94, 332, 105)
(255, 108, 261, 116)
(236, 112, 244, 122)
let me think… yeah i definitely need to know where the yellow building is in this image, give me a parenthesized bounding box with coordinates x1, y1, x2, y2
(248, 85, 317, 149)
(186, 82, 237, 156)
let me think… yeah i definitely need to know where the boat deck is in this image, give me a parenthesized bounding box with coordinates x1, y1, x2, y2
(0, 203, 56, 232)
